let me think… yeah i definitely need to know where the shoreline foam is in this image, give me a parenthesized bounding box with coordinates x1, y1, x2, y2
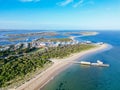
(16, 44, 111, 90)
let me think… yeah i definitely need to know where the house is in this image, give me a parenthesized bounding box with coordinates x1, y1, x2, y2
(84, 41, 92, 44)
(96, 42, 104, 45)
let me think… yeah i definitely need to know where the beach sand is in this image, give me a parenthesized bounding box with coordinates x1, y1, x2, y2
(16, 44, 109, 90)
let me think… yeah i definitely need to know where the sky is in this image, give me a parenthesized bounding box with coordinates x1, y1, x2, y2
(0, 0, 120, 30)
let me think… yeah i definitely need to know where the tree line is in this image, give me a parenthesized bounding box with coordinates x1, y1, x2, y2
(0, 44, 95, 88)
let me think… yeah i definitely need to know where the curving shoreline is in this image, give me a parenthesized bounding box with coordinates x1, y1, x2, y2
(16, 44, 111, 90)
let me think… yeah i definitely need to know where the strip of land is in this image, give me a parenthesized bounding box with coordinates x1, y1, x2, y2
(16, 44, 109, 90)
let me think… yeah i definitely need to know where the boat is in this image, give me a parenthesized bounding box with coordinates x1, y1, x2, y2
(80, 60, 109, 67)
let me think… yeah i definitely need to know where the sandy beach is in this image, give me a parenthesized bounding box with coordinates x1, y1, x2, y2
(16, 44, 109, 90)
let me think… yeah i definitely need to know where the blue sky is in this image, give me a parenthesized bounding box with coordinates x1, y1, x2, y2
(0, 0, 120, 30)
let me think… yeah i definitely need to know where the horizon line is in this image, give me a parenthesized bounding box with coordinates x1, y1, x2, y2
(0, 29, 120, 31)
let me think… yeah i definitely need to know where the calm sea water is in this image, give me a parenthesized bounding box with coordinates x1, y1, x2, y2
(0, 30, 68, 46)
(42, 31, 120, 90)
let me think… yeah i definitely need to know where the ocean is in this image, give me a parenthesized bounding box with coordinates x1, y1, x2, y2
(42, 31, 120, 90)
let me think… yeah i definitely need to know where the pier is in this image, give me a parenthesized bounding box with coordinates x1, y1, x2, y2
(69, 60, 109, 67)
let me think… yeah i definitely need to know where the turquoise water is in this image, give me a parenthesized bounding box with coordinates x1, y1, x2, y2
(42, 31, 120, 90)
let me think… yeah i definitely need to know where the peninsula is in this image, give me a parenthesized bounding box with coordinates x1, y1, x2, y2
(16, 43, 108, 90)
(0, 37, 109, 90)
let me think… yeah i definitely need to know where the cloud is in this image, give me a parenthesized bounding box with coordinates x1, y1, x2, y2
(73, 0, 94, 8)
(19, 0, 40, 2)
(57, 0, 73, 6)
(73, 0, 84, 8)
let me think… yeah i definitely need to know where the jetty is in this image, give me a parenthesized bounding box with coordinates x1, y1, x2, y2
(79, 60, 109, 67)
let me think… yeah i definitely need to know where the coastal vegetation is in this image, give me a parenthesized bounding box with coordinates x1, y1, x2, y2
(80, 32, 99, 36)
(8, 37, 27, 42)
(64, 31, 99, 36)
(36, 38, 72, 42)
(6, 32, 58, 37)
(0, 47, 36, 58)
(6, 32, 58, 42)
(0, 44, 96, 88)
